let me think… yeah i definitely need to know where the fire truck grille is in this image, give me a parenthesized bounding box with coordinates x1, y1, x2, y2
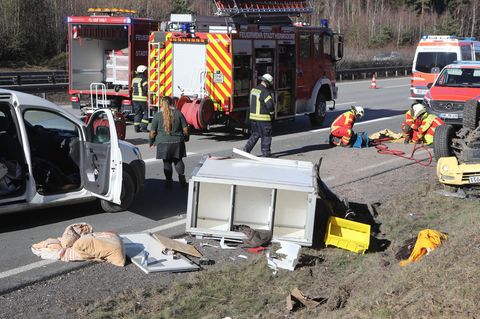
(431, 101, 465, 112)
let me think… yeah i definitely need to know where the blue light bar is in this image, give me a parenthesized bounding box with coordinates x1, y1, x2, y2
(320, 19, 329, 28)
(126, 17, 131, 24)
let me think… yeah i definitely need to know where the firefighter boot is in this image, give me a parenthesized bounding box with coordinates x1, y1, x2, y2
(179, 175, 187, 188)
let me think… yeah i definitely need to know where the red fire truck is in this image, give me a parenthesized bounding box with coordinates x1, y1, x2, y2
(147, 0, 343, 131)
(67, 8, 158, 112)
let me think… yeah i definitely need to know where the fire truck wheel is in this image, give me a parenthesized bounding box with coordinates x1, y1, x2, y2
(309, 92, 327, 126)
(463, 99, 480, 131)
(433, 124, 455, 161)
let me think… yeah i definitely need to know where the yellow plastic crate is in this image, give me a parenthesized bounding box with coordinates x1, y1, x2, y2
(324, 216, 371, 254)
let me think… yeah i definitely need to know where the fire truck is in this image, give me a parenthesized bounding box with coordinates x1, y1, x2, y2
(147, 0, 343, 131)
(411, 35, 480, 100)
(67, 8, 158, 112)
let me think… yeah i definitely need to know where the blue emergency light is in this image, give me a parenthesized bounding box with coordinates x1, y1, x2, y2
(181, 23, 191, 33)
(321, 19, 329, 28)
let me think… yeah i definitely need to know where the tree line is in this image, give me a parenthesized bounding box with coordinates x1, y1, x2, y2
(0, 0, 478, 67)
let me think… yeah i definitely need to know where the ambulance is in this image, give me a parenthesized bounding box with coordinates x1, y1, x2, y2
(410, 35, 480, 100)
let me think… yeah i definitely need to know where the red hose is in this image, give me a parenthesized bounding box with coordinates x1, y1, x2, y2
(370, 138, 433, 167)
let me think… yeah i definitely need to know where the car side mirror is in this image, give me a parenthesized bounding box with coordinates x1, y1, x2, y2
(427, 83, 433, 89)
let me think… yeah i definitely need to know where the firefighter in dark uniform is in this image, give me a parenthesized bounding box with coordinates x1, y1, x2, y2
(131, 65, 149, 132)
(243, 74, 275, 157)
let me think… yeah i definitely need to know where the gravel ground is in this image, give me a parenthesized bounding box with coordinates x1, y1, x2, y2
(0, 162, 434, 319)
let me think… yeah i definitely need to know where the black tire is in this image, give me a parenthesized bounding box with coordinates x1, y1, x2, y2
(309, 92, 327, 126)
(463, 99, 480, 130)
(100, 169, 136, 213)
(433, 124, 455, 160)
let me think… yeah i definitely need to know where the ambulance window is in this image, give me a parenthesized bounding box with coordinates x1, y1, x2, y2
(323, 34, 332, 57)
(461, 46, 472, 60)
(300, 34, 311, 58)
(313, 34, 321, 57)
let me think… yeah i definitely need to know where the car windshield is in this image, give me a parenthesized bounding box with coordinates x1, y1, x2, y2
(435, 68, 480, 87)
(414, 52, 457, 73)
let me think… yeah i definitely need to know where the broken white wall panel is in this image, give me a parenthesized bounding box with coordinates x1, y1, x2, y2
(186, 154, 317, 246)
(120, 233, 199, 273)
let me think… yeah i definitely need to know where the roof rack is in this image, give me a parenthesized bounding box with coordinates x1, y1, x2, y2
(213, 0, 313, 16)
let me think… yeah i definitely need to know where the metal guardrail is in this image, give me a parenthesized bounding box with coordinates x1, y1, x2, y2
(337, 65, 412, 81)
(0, 66, 412, 93)
(0, 71, 68, 93)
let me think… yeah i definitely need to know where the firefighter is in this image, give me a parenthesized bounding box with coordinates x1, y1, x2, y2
(329, 106, 365, 147)
(131, 65, 149, 133)
(243, 74, 275, 157)
(402, 103, 423, 143)
(408, 104, 444, 145)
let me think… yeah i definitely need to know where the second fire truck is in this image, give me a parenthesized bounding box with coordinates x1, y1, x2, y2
(148, 0, 343, 131)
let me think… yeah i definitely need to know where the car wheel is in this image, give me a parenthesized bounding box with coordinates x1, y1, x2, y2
(100, 170, 136, 213)
(309, 92, 326, 126)
(462, 99, 480, 131)
(433, 124, 455, 161)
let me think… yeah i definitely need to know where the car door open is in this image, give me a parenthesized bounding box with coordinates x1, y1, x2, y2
(82, 109, 122, 204)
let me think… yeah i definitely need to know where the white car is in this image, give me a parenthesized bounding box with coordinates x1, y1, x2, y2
(0, 89, 145, 214)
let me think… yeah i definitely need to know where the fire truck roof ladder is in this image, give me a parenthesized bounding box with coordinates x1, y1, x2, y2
(213, 0, 313, 16)
(87, 8, 137, 16)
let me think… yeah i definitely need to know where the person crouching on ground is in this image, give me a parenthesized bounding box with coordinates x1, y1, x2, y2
(405, 103, 444, 145)
(329, 106, 365, 147)
(402, 102, 424, 143)
(149, 96, 189, 188)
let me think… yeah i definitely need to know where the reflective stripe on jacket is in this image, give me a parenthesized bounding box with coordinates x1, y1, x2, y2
(132, 76, 148, 102)
(331, 110, 356, 132)
(403, 109, 421, 131)
(417, 114, 444, 144)
(249, 84, 274, 121)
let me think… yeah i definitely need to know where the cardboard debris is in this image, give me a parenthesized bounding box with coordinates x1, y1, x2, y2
(286, 288, 322, 311)
(267, 240, 301, 271)
(152, 232, 202, 258)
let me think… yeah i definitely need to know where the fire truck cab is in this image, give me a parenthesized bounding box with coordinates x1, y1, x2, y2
(67, 8, 158, 113)
(411, 35, 480, 100)
(148, 0, 343, 131)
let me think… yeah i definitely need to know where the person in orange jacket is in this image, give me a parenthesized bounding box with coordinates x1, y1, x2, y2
(405, 104, 444, 145)
(329, 106, 365, 147)
(402, 103, 424, 143)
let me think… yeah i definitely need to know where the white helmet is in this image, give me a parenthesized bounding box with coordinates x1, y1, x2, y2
(412, 103, 426, 118)
(261, 73, 273, 85)
(352, 105, 365, 118)
(136, 65, 147, 74)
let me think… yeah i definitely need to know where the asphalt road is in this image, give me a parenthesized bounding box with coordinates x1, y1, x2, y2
(0, 76, 414, 295)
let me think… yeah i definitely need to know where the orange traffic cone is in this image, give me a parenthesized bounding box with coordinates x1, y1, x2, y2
(369, 74, 377, 89)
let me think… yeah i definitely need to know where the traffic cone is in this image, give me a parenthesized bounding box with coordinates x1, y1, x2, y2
(369, 74, 377, 89)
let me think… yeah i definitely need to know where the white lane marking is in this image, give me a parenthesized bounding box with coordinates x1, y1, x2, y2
(145, 218, 186, 233)
(383, 84, 410, 89)
(0, 218, 189, 281)
(334, 101, 357, 106)
(0, 260, 55, 280)
(309, 114, 403, 133)
(144, 152, 196, 163)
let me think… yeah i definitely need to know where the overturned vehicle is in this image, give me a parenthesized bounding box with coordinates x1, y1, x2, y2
(434, 98, 480, 195)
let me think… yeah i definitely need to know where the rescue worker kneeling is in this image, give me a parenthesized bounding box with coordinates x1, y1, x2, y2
(329, 106, 365, 147)
(402, 103, 444, 145)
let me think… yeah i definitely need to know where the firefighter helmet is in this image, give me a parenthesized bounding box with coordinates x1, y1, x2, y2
(136, 65, 147, 74)
(352, 105, 365, 118)
(261, 73, 273, 85)
(412, 103, 426, 118)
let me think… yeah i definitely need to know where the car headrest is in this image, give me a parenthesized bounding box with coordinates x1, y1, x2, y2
(0, 116, 9, 133)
